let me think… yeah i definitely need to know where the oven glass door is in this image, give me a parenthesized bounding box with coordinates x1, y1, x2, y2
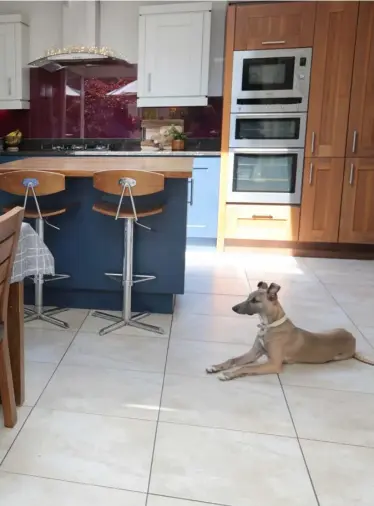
(230, 113, 306, 148)
(228, 150, 303, 204)
(242, 56, 295, 92)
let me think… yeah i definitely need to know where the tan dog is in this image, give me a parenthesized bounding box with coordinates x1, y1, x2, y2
(206, 281, 373, 381)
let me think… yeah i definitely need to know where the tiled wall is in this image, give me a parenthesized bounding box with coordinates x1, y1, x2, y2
(0, 66, 222, 140)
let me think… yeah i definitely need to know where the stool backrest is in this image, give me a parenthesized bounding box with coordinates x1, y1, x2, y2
(93, 170, 164, 196)
(0, 207, 23, 325)
(0, 170, 65, 196)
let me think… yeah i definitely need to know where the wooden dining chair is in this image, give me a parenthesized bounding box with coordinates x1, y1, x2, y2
(0, 206, 24, 428)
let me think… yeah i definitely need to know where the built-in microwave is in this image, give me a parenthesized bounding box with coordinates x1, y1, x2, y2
(227, 148, 304, 205)
(229, 112, 307, 149)
(231, 48, 312, 113)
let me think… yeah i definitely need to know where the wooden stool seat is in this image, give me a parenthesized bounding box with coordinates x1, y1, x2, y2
(3, 205, 67, 219)
(93, 201, 163, 219)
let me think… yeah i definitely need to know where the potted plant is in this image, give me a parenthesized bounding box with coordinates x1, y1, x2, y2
(167, 125, 187, 151)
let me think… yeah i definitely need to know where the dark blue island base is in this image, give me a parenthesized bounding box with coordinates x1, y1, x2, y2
(0, 177, 188, 314)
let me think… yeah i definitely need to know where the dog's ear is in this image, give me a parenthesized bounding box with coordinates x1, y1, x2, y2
(267, 283, 281, 300)
(257, 281, 268, 290)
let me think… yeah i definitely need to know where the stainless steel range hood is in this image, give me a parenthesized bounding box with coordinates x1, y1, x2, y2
(29, 0, 130, 72)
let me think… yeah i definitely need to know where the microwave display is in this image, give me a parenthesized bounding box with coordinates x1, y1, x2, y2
(244, 57, 295, 91)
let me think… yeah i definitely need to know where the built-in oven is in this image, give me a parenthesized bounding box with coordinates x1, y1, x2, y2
(229, 112, 307, 149)
(227, 148, 304, 205)
(231, 48, 312, 113)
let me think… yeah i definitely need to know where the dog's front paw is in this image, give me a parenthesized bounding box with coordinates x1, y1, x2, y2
(206, 365, 219, 374)
(218, 372, 233, 381)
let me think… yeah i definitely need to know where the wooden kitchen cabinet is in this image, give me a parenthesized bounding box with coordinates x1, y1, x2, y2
(225, 205, 300, 241)
(305, 2, 358, 158)
(234, 2, 316, 51)
(299, 158, 344, 243)
(339, 159, 374, 244)
(346, 3, 374, 158)
(0, 15, 29, 109)
(137, 3, 211, 107)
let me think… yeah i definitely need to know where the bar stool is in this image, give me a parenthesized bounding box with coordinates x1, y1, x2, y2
(0, 170, 70, 329)
(92, 169, 165, 336)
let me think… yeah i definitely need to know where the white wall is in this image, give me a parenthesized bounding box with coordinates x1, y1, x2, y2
(0, 0, 226, 95)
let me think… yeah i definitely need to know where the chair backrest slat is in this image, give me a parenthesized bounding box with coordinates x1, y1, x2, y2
(0, 170, 65, 196)
(93, 170, 165, 196)
(0, 207, 24, 324)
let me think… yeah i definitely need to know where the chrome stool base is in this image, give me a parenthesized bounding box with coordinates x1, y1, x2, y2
(24, 307, 69, 329)
(92, 310, 164, 336)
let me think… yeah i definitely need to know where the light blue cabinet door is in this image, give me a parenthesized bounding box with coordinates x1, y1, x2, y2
(187, 157, 220, 239)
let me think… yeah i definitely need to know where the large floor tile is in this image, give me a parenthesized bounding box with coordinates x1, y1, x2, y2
(185, 275, 250, 296)
(80, 312, 172, 337)
(25, 361, 57, 406)
(62, 332, 168, 373)
(359, 327, 374, 347)
(0, 472, 146, 506)
(148, 496, 220, 506)
(280, 359, 374, 394)
(171, 312, 259, 345)
(301, 439, 374, 506)
(0, 407, 31, 462)
(284, 385, 374, 447)
(38, 364, 163, 421)
(166, 339, 278, 380)
(175, 293, 246, 317)
(2, 408, 156, 492)
(282, 304, 354, 333)
(150, 423, 317, 506)
(25, 328, 76, 364)
(160, 374, 295, 436)
(25, 309, 88, 331)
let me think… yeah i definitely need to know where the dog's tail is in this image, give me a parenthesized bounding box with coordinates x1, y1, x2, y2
(354, 352, 374, 366)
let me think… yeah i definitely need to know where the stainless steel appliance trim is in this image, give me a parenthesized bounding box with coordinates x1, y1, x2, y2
(226, 148, 304, 205)
(229, 112, 307, 149)
(231, 47, 312, 113)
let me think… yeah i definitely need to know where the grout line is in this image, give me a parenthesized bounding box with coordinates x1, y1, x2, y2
(148, 492, 229, 506)
(277, 375, 321, 506)
(144, 312, 174, 506)
(0, 310, 90, 467)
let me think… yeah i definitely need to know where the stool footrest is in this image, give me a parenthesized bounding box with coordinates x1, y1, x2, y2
(104, 272, 156, 284)
(44, 273, 70, 283)
(24, 307, 69, 329)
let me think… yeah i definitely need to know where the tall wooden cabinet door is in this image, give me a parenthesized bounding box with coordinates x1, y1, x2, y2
(346, 3, 374, 158)
(305, 2, 358, 158)
(234, 2, 316, 50)
(299, 158, 344, 243)
(339, 159, 374, 244)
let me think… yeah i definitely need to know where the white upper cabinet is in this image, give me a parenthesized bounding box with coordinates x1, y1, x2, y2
(137, 2, 212, 107)
(0, 15, 29, 109)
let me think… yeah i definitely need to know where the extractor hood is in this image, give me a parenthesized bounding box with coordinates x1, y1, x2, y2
(29, 0, 130, 72)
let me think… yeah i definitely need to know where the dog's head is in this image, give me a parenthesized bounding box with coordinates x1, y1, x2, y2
(232, 281, 281, 316)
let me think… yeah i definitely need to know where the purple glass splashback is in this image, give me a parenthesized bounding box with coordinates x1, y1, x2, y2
(0, 66, 222, 140)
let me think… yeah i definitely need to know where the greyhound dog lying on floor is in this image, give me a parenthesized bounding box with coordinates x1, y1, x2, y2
(206, 281, 373, 381)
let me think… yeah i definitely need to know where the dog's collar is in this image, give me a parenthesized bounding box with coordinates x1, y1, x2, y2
(258, 314, 288, 332)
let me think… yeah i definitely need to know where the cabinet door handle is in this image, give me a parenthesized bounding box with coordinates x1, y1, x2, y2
(188, 178, 194, 206)
(352, 130, 358, 154)
(147, 73, 152, 93)
(262, 40, 286, 45)
(8, 78, 11, 96)
(349, 163, 355, 186)
(252, 214, 273, 220)
(309, 163, 314, 185)
(311, 132, 316, 155)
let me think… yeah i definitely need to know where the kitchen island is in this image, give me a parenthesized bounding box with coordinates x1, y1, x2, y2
(0, 156, 193, 313)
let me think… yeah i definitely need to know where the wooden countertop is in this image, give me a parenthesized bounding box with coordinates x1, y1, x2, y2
(0, 156, 193, 178)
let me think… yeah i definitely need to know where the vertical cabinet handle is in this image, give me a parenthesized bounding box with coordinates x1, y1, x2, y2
(309, 163, 314, 185)
(352, 130, 358, 154)
(188, 178, 194, 206)
(147, 73, 152, 93)
(349, 163, 355, 186)
(8, 78, 11, 96)
(311, 132, 315, 155)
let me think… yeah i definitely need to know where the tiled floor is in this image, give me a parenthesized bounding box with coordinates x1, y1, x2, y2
(1, 249, 374, 505)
